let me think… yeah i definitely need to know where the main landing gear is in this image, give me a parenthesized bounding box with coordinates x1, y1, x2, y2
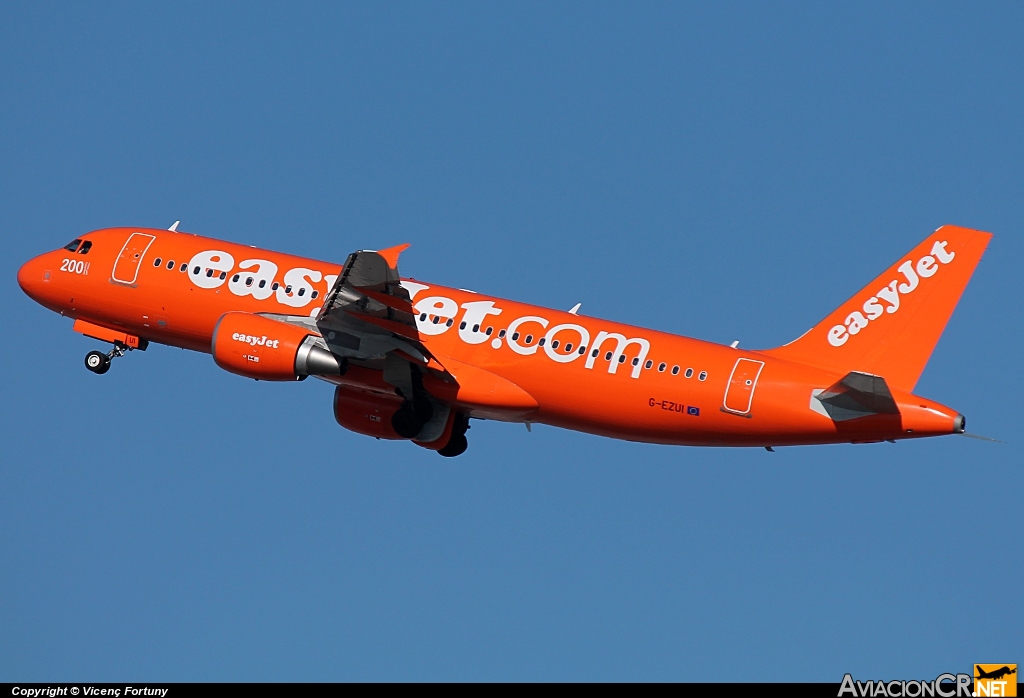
(383, 362, 472, 457)
(84, 341, 131, 375)
(391, 397, 434, 439)
(389, 366, 439, 440)
(437, 413, 470, 458)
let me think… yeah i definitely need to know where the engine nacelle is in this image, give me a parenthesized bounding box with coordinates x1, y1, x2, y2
(333, 384, 459, 448)
(212, 311, 345, 381)
(333, 385, 407, 440)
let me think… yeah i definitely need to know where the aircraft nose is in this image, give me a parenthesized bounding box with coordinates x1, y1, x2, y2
(18, 254, 49, 300)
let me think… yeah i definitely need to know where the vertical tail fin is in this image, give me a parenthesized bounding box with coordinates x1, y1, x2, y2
(764, 225, 992, 391)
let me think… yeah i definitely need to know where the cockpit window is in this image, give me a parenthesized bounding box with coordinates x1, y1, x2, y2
(77, 241, 92, 254)
(63, 239, 82, 252)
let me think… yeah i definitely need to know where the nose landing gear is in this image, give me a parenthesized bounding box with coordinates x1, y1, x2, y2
(84, 341, 134, 375)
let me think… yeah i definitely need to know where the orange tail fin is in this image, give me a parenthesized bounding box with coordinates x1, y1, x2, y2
(763, 225, 992, 391)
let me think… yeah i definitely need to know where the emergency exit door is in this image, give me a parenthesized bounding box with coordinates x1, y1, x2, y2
(723, 358, 765, 415)
(111, 232, 156, 285)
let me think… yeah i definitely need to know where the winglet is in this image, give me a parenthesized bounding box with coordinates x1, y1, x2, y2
(376, 243, 410, 270)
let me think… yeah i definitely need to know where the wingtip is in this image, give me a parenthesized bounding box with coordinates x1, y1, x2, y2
(377, 243, 411, 269)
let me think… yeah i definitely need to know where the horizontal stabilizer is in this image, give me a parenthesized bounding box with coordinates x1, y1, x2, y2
(813, 371, 899, 422)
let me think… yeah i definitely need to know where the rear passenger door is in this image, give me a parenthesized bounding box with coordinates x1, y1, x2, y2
(723, 358, 765, 416)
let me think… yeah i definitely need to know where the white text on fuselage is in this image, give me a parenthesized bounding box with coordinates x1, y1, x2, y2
(187, 251, 654, 379)
(403, 281, 651, 378)
(187, 250, 339, 312)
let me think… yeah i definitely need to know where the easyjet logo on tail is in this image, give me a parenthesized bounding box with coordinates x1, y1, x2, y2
(828, 239, 956, 347)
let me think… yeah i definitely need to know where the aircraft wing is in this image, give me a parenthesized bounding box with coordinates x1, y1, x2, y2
(312, 243, 440, 364)
(266, 244, 538, 419)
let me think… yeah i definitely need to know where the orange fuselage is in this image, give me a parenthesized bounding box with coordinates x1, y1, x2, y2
(18, 227, 964, 447)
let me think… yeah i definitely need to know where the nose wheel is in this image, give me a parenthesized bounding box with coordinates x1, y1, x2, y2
(84, 341, 130, 375)
(84, 351, 111, 374)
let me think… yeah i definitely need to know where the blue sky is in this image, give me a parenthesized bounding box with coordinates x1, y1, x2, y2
(1, 2, 1020, 681)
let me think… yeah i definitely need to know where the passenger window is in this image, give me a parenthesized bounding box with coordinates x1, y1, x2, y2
(447, 318, 454, 327)
(285, 285, 292, 294)
(685, 368, 693, 378)
(78, 241, 92, 254)
(671, 366, 680, 375)
(645, 360, 653, 369)
(618, 355, 626, 363)
(699, 371, 707, 381)
(206, 269, 214, 277)
(538, 337, 545, 346)
(658, 363, 666, 372)
(498, 329, 506, 338)
(605, 351, 612, 360)
(193, 266, 201, 275)
(525, 335, 533, 344)
(592, 349, 599, 357)
(272, 282, 279, 290)
(486, 327, 493, 336)
(153, 257, 162, 267)
(298, 287, 305, 296)
(460, 322, 467, 330)
(551, 340, 559, 349)
(219, 271, 226, 280)
(578, 346, 586, 354)
(311, 290, 318, 299)
(167, 260, 174, 269)
(180, 263, 187, 272)
(420, 313, 427, 321)
(473, 324, 480, 333)
(63, 239, 82, 252)
(232, 274, 240, 282)
(259, 279, 266, 288)
(512, 332, 520, 341)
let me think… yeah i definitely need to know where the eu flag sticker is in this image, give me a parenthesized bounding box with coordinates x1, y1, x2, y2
(687, 406, 700, 416)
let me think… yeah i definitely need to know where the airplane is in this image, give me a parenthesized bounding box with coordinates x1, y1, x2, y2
(976, 666, 1017, 681)
(17, 224, 991, 457)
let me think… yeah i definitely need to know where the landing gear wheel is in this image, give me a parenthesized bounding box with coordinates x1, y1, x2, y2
(391, 402, 424, 439)
(85, 351, 111, 375)
(414, 398, 434, 425)
(437, 433, 468, 458)
(437, 412, 470, 457)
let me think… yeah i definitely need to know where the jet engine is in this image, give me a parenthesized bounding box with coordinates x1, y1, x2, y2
(333, 384, 466, 455)
(212, 311, 345, 381)
(333, 385, 409, 440)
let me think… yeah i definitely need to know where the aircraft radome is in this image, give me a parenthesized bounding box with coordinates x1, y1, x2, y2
(18, 224, 991, 457)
